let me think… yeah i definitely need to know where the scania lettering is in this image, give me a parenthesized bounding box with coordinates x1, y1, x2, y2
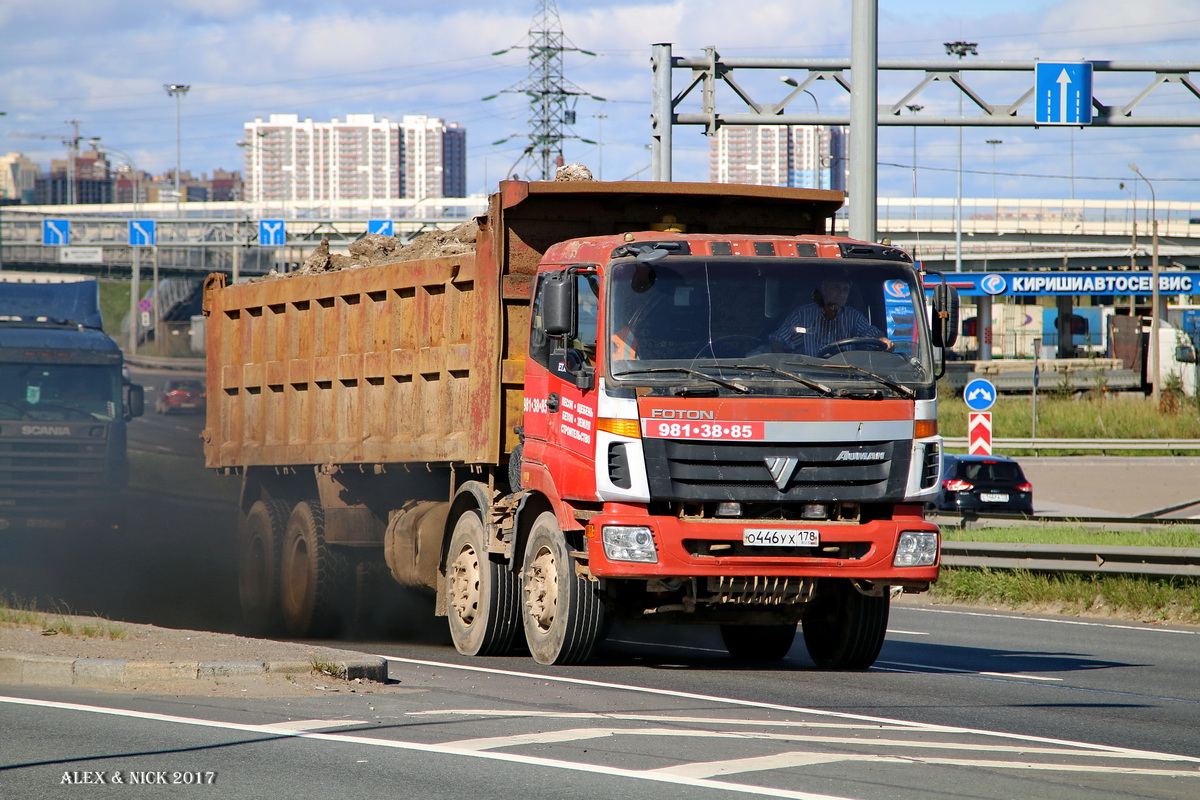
(203, 180, 959, 669)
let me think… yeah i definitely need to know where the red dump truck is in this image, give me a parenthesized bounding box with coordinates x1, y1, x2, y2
(202, 180, 959, 668)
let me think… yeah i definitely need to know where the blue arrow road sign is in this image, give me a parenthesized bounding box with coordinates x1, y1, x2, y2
(963, 378, 998, 412)
(128, 219, 156, 246)
(1035, 61, 1093, 125)
(368, 219, 394, 236)
(42, 219, 70, 246)
(259, 219, 286, 247)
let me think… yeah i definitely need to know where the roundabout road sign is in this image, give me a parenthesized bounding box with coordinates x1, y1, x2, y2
(963, 378, 997, 412)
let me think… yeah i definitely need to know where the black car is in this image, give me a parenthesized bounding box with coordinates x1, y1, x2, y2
(932, 454, 1033, 515)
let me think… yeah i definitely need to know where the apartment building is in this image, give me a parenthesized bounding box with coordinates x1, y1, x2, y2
(709, 125, 845, 191)
(243, 114, 466, 203)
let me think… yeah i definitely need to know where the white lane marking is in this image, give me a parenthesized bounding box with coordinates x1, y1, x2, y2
(0, 696, 853, 800)
(886, 629, 929, 635)
(878, 660, 1063, 681)
(408, 709, 911, 730)
(654, 752, 1200, 780)
(427, 716, 1196, 764)
(901, 606, 1200, 635)
(381, 655, 1200, 763)
(606, 638, 724, 653)
(653, 752, 852, 778)
(256, 719, 368, 732)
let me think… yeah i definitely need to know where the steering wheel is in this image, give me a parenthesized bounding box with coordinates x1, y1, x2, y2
(816, 337, 889, 359)
(694, 335, 763, 360)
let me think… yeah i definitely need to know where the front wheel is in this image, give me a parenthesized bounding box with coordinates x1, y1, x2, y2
(801, 579, 889, 670)
(520, 512, 606, 665)
(720, 623, 797, 660)
(445, 509, 520, 656)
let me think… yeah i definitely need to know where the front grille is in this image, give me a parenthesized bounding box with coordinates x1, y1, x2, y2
(0, 435, 113, 512)
(642, 438, 911, 503)
(705, 575, 816, 605)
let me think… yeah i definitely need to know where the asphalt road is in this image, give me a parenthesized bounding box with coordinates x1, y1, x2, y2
(4, 382, 1200, 798)
(3, 604, 1198, 800)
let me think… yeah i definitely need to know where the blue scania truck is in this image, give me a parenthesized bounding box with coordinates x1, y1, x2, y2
(0, 273, 144, 532)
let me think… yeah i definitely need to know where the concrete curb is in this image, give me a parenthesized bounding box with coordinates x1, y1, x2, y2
(0, 651, 388, 688)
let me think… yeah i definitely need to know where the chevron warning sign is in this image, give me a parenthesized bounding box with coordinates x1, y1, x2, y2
(968, 412, 993, 456)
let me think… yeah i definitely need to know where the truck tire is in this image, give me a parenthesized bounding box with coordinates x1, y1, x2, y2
(801, 579, 890, 670)
(238, 499, 290, 634)
(445, 509, 520, 656)
(280, 501, 351, 638)
(520, 512, 605, 665)
(720, 623, 797, 660)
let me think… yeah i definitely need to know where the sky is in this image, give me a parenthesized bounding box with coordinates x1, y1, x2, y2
(3, 0, 1200, 204)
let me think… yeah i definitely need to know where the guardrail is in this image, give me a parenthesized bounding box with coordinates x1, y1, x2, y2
(942, 437, 1200, 453)
(941, 541, 1200, 577)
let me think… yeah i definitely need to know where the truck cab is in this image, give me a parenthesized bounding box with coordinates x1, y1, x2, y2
(0, 275, 144, 532)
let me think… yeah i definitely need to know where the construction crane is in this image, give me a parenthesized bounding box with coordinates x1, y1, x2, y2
(9, 120, 88, 204)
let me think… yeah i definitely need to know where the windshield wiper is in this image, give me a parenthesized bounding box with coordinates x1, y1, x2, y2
(612, 367, 749, 394)
(718, 364, 835, 396)
(785, 361, 916, 399)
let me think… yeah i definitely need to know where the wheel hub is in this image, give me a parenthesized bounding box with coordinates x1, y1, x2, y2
(524, 548, 558, 631)
(450, 545, 481, 625)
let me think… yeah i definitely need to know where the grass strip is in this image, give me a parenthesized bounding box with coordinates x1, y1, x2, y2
(930, 568, 1200, 625)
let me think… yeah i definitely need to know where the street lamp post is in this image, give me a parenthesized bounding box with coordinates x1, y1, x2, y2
(905, 104, 923, 198)
(164, 83, 190, 217)
(1129, 163, 1161, 401)
(944, 41, 978, 273)
(986, 139, 1003, 199)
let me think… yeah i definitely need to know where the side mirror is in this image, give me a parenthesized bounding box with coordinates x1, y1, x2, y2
(931, 284, 960, 348)
(126, 383, 145, 419)
(542, 272, 575, 337)
(1176, 344, 1197, 364)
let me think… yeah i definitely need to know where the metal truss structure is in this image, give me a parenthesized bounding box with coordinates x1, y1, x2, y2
(651, 44, 1200, 179)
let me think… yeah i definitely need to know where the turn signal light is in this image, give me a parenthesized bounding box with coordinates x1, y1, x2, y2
(914, 419, 938, 438)
(597, 417, 642, 438)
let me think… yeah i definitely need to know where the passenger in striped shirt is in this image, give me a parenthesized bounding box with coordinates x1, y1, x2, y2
(769, 272, 891, 357)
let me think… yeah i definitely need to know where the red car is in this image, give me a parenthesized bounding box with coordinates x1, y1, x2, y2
(155, 378, 206, 414)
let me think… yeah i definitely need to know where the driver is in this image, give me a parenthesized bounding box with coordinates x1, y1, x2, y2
(769, 269, 891, 357)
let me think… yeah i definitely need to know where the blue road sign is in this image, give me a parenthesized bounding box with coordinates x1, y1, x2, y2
(963, 378, 998, 412)
(368, 219, 394, 236)
(42, 219, 70, 246)
(128, 219, 156, 246)
(259, 219, 286, 247)
(1035, 61, 1093, 125)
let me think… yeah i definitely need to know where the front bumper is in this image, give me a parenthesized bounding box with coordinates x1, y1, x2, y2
(584, 504, 939, 583)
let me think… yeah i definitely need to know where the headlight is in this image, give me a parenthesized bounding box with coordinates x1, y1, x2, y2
(601, 525, 658, 563)
(894, 530, 938, 567)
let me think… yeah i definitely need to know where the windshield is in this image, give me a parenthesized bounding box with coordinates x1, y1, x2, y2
(606, 257, 933, 397)
(0, 364, 122, 421)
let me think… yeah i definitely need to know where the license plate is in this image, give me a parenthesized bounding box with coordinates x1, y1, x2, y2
(743, 528, 820, 547)
(980, 492, 1009, 502)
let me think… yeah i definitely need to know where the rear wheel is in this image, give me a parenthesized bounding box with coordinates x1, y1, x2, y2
(520, 512, 605, 665)
(445, 509, 520, 656)
(237, 499, 290, 634)
(801, 579, 890, 670)
(280, 501, 351, 638)
(720, 623, 797, 660)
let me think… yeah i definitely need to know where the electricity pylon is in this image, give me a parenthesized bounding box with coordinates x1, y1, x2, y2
(486, 0, 603, 180)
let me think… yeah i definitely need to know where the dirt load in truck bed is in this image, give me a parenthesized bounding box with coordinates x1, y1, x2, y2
(256, 162, 597, 281)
